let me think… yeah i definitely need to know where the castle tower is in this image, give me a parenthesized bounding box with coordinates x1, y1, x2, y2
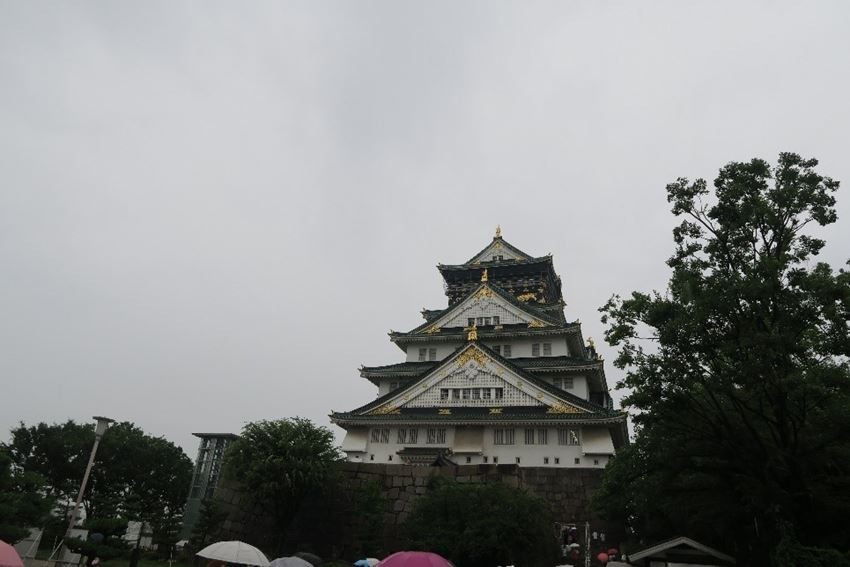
(331, 230, 628, 467)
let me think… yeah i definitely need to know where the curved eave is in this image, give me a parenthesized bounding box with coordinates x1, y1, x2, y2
(390, 324, 580, 347)
(438, 255, 553, 272)
(330, 412, 627, 427)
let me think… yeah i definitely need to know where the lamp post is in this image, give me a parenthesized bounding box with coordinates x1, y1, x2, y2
(58, 416, 114, 565)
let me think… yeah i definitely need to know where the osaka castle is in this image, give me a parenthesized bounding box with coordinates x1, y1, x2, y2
(331, 229, 628, 467)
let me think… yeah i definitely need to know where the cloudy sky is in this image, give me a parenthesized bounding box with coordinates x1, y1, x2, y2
(2, 1, 849, 456)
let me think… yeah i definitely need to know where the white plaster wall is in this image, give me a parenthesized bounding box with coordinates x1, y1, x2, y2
(490, 336, 570, 358)
(403, 336, 571, 362)
(543, 375, 589, 400)
(404, 342, 462, 362)
(353, 425, 610, 468)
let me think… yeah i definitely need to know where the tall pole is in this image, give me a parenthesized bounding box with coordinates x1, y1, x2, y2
(55, 416, 114, 566)
(585, 520, 591, 567)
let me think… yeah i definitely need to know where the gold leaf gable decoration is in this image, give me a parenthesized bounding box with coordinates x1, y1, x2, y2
(546, 402, 584, 414)
(473, 286, 494, 300)
(528, 319, 546, 328)
(370, 404, 401, 415)
(455, 347, 487, 367)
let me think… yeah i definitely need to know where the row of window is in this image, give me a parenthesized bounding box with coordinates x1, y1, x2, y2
(467, 316, 501, 327)
(494, 427, 580, 446)
(492, 344, 512, 357)
(367, 454, 601, 466)
(370, 426, 582, 446)
(416, 342, 559, 360)
(371, 427, 446, 444)
(532, 343, 552, 356)
(390, 377, 571, 393)
(418, 348, 438, 361)
(439, 387, 504, 400)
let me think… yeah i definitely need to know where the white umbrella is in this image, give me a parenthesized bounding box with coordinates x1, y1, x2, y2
(197, 541, 270, 567)
(367, 559, 380, 567)
(270, 558, 312, 567)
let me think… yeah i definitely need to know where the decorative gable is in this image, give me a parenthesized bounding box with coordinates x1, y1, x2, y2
(468, 238, 531, 264)
(366, 344, 587, 415)
(420, 284, 549, 333)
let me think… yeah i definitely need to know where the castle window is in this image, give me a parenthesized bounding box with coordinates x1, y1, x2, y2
(543, 343, 552, 356)
(503, 344, 512, 357)
(371, 428, 390, 443)
(418, 348, 427, 361)
(462, 388, 471, 400)
(524, 428, 535, 445)
(537, 429, 548, 445)
(493, 316, 500, 326)
(483, 456, 488, 463)
(484, 317, 491, 326)
(397, 429, 407, 444)
(558, 428, 580, 446)
(426, 428, 446, 444)
(428, 348, 437, 361)
(494, 388, 504, 399)
(515, 457, 521, 464)
(493, 456, 499, 463)
(562, 377, 574, 389)
(388, 455, 393, 461)
(466, 457, 471, 463)
(452, 390, 461, 400)
(532, 343, 540, 357)
(574, 458, 581, 465)
(409, 429, 419, 443)
(482, 389, 491, 400)
(390, 382, 399, 391)
(494, 345, 501, 355)
(493, 428, 515, 445)
(468, 318, 475, 326)
(370, 455, 374, 461)
(555, 457, 560, 465)
(544, 457, 550, 465)
(472, 389, 481, 400)
(440, 389, 449, 400)
(594, 459, 600, 466)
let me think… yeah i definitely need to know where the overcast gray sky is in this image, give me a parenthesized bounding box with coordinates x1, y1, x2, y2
(2, 1, 849, 456)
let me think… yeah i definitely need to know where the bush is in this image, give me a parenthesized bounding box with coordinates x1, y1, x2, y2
(402, 478, 558, 567)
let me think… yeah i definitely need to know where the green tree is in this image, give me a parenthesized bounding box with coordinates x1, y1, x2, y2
(402, 478, 559, 567)
(64, 517, 129, 563)
(189, 499, 228, 550)
(223, 418, 341, 552)
(0, 448, 54, 543)
(595, 153, 850, 565)
(6, 420, 192, 555)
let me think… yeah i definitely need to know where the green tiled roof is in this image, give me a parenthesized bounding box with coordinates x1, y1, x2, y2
(343, 343, 611, 419)
(401, 282, 566, 336)
(361, 356, 603, 378)
(331, 405, 626, 423)
(460, 236, 535, 265)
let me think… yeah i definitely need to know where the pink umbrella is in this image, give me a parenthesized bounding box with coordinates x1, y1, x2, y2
(0, 541, 24, 567)
(377, 552, 453, 567)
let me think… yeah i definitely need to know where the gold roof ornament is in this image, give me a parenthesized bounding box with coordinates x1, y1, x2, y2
(467, 323, 478, 341)
(495, 225, 502, 238)
(481, 268, 488, 282)
(587, 337, 595, 348)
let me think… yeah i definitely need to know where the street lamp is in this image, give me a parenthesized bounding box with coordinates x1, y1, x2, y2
(57, 416, 114, 566)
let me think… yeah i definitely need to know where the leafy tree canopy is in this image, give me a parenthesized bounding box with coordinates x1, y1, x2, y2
(595, 153, 850, 566)
(223, 418, 341, 549)
(402, 478, 559, 567)
(5, 420, 192, 547)
(0, 448, 54, 543)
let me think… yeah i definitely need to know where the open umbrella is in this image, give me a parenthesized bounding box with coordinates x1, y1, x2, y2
(377, 552, 453, 567)
(197, 541, 270, 567)
(294, 553, 322, 567)
(354, 559, 380, 567)
(270, 557, 312, 567)
(0, 541, 24, 567)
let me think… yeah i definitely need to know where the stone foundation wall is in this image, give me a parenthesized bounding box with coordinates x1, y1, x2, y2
(211, 463, 616, 559)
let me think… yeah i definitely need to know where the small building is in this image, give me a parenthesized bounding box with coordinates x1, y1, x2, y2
(625, 536, 735, 566)
(179, 432, 238, 539)
(331, 229, 628, 467)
